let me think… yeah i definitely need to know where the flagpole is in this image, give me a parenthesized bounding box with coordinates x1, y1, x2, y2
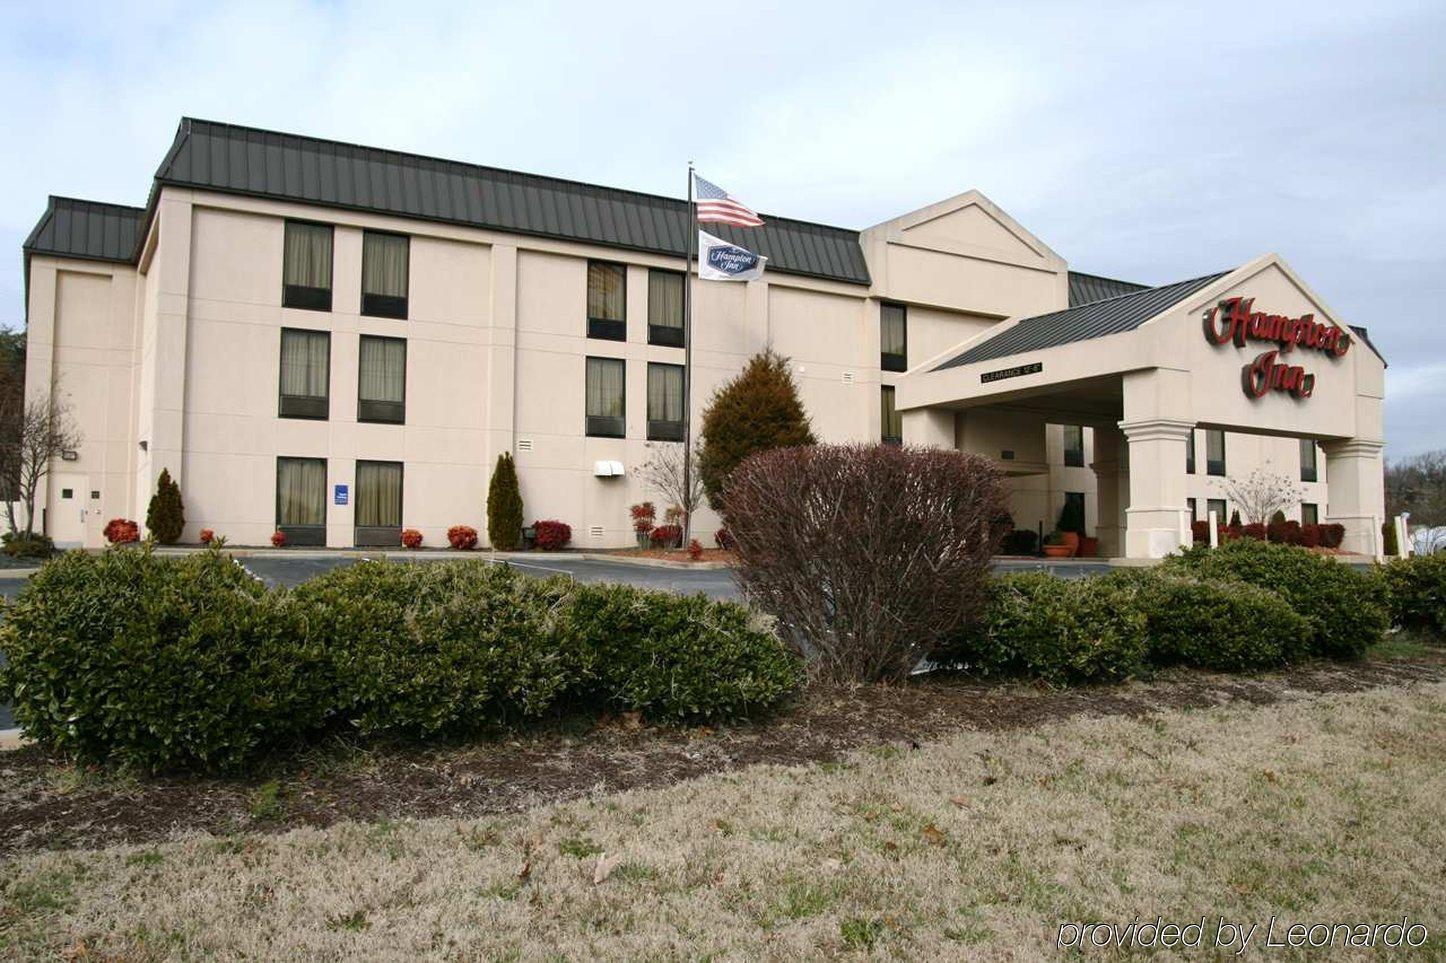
(682, 162, 695, 548)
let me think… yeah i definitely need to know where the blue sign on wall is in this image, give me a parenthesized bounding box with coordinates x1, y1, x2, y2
(334, 484, 349, 506)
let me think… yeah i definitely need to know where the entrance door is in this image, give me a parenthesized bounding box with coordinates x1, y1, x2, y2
(49, 473, 91, 548)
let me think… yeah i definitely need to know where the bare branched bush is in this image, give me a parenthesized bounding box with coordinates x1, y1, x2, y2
(1216, 467, 1302, 524)
(634, 442, 704, 527)
(723, 443, 1006, 684)
(0, 395, 81, 538)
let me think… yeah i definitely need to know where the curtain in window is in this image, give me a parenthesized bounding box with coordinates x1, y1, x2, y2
(881, 303, 907, 357)
(1063, 425, 1084, 465)
(1206, 430, 1226, 473)
(647, 364, 684, 422)
(362, 232, 409, 298)
(280, 330, 329, 398)
(1300, 438, 1317, 479)
(277, 458, 326, 526)
(588, 262, 625, 321)
(881, 386, 902, 441)
(284, 222, 332, 290)
(356, 461, 402, 527)
(586, 357, 625, 417)
(359, 337, 405, 403)
(647, 270, 683, 330)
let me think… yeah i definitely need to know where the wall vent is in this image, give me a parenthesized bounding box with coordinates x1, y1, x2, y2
(841, 371, 856, 384)
(589, 525, 605, 540)
(516, 438, 533, 452)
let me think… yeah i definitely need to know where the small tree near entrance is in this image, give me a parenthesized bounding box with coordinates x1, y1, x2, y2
(698, 349, 815, 510)
(1216, 467, 1302, 524)
(146, 468, 185, 544)
(487, 453, 524, 550)
(0, 396, 82, 540)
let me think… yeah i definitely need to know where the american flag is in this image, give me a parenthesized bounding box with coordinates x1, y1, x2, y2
(694, 174, 764, 228)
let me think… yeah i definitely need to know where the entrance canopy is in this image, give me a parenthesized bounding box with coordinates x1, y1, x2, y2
(895, 254, 1387, 557)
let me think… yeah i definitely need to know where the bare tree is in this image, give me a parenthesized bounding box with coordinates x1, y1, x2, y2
(1387, 449, 1446, 527)
(634, 442, 704, 528)
(0, 396, 81, 538)
(1216, 467, 1302, 524)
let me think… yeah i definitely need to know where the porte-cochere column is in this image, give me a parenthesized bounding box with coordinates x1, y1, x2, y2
(1119, 418, 1193, 559)
(1321, 438, 1386, 556)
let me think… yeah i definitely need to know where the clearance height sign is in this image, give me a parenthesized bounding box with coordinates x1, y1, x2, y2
(1201, 297, 1351, 401)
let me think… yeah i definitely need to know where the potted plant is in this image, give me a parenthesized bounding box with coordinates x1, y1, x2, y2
(1042, 530, 1073, 558)
(1055, 502, 1083, 557)
(1078, 534, 1099, 557)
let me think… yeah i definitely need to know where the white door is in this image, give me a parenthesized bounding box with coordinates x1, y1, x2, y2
(49, 473, 91, 548)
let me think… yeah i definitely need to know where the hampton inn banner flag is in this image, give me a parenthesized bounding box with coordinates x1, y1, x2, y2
(698, 230, 767, 281)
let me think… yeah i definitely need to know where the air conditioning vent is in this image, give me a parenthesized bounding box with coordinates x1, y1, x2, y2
(589, 525, 605, 540)
(516, 438, 533, 452)
(841, 371, 855, 384)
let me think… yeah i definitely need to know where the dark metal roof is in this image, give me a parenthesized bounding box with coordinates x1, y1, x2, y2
(143, 118, 871, 284)
(936, 271, 1231, 370)
(23, 197, 145, 263)
(1068, 271, 1147, 307)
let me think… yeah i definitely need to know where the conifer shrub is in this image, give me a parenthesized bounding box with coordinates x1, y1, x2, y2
(697, 349, 815, 509)
(145, 468, 185, 544)
(486, 453, 524, 550)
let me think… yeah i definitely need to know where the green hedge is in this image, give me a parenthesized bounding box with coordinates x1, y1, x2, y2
(1101, 569, 1309, 671)
(0, 551, 801, 772)
(1380, 553, 1446, 636)
(943, 572, 1147, 684)
(1163, 539, 1388, 659)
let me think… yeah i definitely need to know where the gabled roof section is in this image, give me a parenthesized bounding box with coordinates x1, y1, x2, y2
(1068, 271, 1147, 307)
(23, 197, 145, 263)
(147, 118, 871, 284)
(935, 270, 1231, 370)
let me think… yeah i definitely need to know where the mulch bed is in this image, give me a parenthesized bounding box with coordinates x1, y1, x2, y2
(2, 656, 1444, 856)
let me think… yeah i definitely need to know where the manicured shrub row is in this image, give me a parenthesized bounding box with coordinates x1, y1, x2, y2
(938, 540, 1390, 683)
(0, 549, 802, 773)
(1190, 519, 1345, 549)
(1380, 552, 1446, 637)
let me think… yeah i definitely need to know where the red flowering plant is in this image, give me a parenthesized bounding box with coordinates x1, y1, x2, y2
(198, 528, 216, 545)
(532, 520, 572, 551)
(650, 524, 682, 549)
(401, 529, 423, 549)
(104, 518, 140, 544)
(629, 501, 656, 533)
(270, 530, 287, 548)
(715, 527, 734, 550)
(687, 538, 704, 560)
(447, 525, 478, 550)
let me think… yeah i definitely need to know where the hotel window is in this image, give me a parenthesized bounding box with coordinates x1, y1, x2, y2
(587, 261, 627, 341)
(881, 302, 907, 372)
(283, 221, 333, 311)
(1301, 502, 1319, 526)
(585, 356, 625, 437)
(1185, 430, 1196, 474)
(355, 460, 403, 547)
(361, 231, 409, 319)
(358, 335, 406, 424)
(1063, 425, 1084, 467)
(1064, 491, 1086, 530)
(1187, 497, 1198, 521)
(1300, 439, 1318, 482)
(646, 363, 685, 441)
(1207, 498, 1227, 523)
(881, 385, 902, 445)
(278, 328, 330, 419)
(647, 269, 685, 347)
(1205, 429, 1226, 476)
(276, 457, 327, 546)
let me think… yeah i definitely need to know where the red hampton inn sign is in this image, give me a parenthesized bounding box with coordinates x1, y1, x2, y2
(1201, 297, 1351, 400)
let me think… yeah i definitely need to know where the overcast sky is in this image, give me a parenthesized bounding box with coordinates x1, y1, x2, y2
(2, 1, 1441, 456)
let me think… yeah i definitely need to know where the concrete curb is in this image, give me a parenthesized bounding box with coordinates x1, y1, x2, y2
(148, 547, 735, 572)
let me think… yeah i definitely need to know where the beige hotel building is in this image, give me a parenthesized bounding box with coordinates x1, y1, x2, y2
(20, 119, 1387, 558)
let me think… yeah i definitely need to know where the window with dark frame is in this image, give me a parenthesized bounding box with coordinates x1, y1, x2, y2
(1206, 429, 1226, 476)
(1301, 502, 1319, 526)
(1207, 498, 1227, 523)
(357, 335, 406, 424)
(585, 356, 625, 438)
(646, 362, 685, 441)
(647, 269, 685, 347)
(880, 302, 907, 372)
(282, 221, 333, 311)
(278, 328, 330, 419)
(1064, 491, 1086, 530)
(1300, 438, 1318, 482)
(354, 460, 403, 547)
(361, 231, 409, 319)
(881, 385, 902, 445)
(1187, 497, 1198, 521)
(276, 456, 327, 546)
(1063, 425, 1084, 467)
(587, 261, 627, 341)
(1185, 430, 1196, 474)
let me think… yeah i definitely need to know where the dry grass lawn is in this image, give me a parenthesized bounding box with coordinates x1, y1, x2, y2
(3, 682, 1445, 960)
